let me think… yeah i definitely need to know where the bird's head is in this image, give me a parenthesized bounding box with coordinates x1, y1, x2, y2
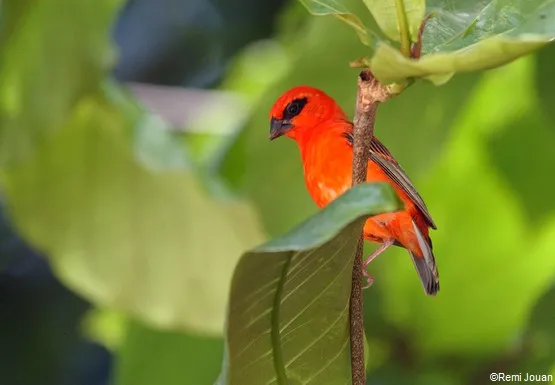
(268, 86, 346, 141)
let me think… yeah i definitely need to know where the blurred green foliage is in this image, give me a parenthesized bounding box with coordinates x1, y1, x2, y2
(114, 320, 224, 385)
(1, 0, 555, 384)
(0, 0, 124, 165)
(1, 0, 268, 338)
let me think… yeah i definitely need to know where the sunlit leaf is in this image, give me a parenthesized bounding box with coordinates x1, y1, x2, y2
(362, 0, 425, 42)
(221, 183, 399, 385)
(371, 34, 549, 85)
(298, 0, 374, 46)
(0, 94, 266, 335)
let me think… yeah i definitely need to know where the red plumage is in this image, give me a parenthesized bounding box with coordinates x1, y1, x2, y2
(269, 86, 439, 296)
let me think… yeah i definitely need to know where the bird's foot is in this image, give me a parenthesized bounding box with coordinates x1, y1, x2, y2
(360, 238, 395, 289)
(362, 268, 375, 289)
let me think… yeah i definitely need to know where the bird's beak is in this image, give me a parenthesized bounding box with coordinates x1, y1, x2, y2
(269, 117, 293, 141)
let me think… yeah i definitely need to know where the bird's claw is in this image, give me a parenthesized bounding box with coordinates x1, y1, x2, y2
(362, 268, 375, 289)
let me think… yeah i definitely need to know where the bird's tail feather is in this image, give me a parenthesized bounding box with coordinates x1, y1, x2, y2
(410, 219, 440, 296)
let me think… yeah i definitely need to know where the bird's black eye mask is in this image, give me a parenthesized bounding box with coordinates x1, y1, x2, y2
(282, 97, 308, 120)
(269, 97, 309, 140)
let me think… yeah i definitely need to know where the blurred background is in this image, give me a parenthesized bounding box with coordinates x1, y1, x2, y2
(1, 0, 555, 384)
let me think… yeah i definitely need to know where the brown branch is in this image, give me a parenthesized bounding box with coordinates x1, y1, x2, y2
(349, 69, 391, 385)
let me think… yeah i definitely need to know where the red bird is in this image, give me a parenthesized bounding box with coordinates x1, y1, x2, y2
(269, 86, 439, 296)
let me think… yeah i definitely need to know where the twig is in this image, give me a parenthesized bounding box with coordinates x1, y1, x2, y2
(349, 69, 391, 385)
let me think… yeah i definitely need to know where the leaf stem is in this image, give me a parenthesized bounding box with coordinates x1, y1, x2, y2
(394, 0, 412, 57)
(349, 70, 391, 385)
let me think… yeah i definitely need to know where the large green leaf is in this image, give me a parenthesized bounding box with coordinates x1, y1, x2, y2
(0, 94, 265, 335)
(362, 0, 425, 42)
(0, 0, 122, 165)
(372, 0, 555, 84)
(371, 35, 549, 85)
(422, 0, 552, 54)
(222, 183, 400, 385)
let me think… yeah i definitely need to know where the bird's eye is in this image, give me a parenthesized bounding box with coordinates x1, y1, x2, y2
(287, 103, 300, 116)
(283, 97, 308, 119)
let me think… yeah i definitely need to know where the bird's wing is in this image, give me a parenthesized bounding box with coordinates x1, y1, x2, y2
(344, 132, 437, 229)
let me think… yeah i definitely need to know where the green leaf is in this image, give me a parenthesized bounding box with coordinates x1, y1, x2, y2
(370, 0, 555, 84)
(222, 183, 400, 385)
(371, 34, 549, 85)
(0, 94, 266, 335)
(0, 0, 123, 165)
(362, 0, 425, 43)
(298, 0, 374, 46)
(423, 0, 553, 53)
